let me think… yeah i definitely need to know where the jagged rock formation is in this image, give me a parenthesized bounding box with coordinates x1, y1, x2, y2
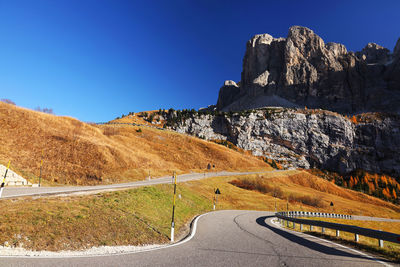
(171, 109, 400, 177)
(217, 26, 400, 114)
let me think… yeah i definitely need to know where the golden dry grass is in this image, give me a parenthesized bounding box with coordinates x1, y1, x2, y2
(0, 102, 270, 185)
(110, 110, 162, 126)
(226, 170, 400, 218)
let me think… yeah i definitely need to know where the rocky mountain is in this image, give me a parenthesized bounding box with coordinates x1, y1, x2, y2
(169, 108, 400, 178)
(217, 26, 400, 114)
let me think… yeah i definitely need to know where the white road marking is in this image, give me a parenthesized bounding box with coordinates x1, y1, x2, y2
(0, 212, 209, 258)
(271, 218, 392, 267)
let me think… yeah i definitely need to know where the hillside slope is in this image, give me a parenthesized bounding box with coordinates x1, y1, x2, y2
(0, 102, 270, 185)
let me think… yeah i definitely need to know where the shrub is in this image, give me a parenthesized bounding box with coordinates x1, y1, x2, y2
(230, 177, 325, 208)
(294, 195, 325, 208)
(103, 127, 120, 136)
(230, 178, 284, 198)
(35, 107, 54, 114)
(146, 114, 154, 123)
(1, 99, 16, 105)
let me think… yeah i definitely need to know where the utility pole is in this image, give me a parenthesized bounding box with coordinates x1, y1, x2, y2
(0, 161, 10, 198)
(39, 150, 43, 187)
(170, 171, 177, 242)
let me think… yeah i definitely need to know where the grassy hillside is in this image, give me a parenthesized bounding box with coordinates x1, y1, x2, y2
(0, 170, 399, 252)
(228, 170, 400, 218)
(110, 110, 164, 126)
(0, 102, 270, 185)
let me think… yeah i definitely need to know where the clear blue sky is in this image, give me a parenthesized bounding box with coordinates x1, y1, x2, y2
(1, 0, 399, 122)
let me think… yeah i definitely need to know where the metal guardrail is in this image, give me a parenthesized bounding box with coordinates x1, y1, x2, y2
(282, 211, 352, 219)
(276, 211, 400, 247)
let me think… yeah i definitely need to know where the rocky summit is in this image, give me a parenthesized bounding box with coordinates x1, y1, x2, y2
(216, 26, 400, 114)
(170, 109, 400, 177)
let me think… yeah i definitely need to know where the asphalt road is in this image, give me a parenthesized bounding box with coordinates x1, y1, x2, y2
(352, 216, 400, 222)
(1, 210, 393, 267)
(1, 171, 265, 199)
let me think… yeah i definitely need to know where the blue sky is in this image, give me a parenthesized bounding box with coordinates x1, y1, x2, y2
(1, 0, 399, 122)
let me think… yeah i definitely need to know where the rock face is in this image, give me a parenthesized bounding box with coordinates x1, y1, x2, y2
(217, 26, 400, 114)
(171, 109, 400, 177)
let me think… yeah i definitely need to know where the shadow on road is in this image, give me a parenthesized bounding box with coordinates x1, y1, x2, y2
(256, 216, 389, 263)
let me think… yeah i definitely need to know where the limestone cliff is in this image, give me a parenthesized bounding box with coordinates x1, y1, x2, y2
(170, 108, 400, 177)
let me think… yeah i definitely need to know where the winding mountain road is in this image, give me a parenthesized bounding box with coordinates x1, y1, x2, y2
(1, 210, 393, 267)
(1, 171, 266, 199)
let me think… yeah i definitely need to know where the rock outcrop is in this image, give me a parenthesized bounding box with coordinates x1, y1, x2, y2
(217, 26, 400, 114)
(171, 109, 400, 177)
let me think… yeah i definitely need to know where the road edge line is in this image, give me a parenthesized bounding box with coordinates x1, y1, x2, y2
(270, 218, 392, 267)
(0, 212, 211, 259)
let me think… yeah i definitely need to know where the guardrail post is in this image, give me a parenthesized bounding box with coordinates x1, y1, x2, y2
(355, 234, 359, 242)
(279, 211, 399, 247)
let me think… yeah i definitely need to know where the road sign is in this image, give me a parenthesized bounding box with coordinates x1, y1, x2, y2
(213, 188, 221, 210)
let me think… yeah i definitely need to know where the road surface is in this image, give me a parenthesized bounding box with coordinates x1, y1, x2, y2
(1, 171, 265, 199)
(1, 210, 393, 267)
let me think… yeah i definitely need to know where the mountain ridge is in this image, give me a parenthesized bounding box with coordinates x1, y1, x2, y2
(216, 26, 400, 114)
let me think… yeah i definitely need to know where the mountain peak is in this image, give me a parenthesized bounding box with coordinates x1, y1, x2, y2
(217, 26, 400, 114)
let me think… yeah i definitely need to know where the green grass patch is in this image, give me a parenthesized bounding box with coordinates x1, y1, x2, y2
(0, 184, 211, 251)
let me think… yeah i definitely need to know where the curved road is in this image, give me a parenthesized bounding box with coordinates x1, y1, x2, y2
(1, 171, 267, 199)
(1, 210, 393, 267)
